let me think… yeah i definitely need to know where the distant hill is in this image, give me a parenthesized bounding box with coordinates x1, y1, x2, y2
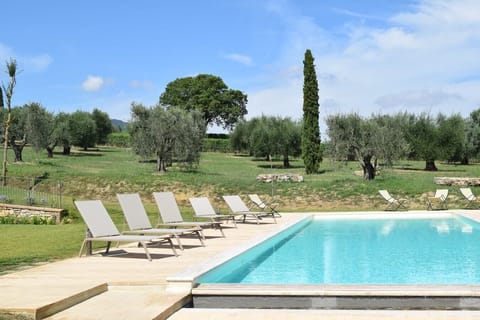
(111, 119, 128, 131)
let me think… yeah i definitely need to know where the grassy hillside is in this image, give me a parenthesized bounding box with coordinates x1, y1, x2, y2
(1, 146, 479, 273)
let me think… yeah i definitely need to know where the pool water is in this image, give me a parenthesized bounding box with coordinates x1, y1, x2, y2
(197, 215, 480, 284)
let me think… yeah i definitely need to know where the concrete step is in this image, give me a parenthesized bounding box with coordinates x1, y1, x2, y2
(46, 285, 190, 320)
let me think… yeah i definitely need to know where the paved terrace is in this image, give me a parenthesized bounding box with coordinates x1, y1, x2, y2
(1, 211, 480, 319)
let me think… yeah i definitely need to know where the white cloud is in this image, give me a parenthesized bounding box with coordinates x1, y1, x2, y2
(0, 43, 52, 72)
(24, 54, 52, 72)
(129, 79, 154, 90)
(224, 53, 253, 66)
(82, 75, 105, 92)
(375, 89, 463, 110)
(250, 0, 480, 123)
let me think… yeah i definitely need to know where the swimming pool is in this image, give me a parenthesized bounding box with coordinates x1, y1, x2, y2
(197, 213, 480, 285)
(168, 212, 480, 310)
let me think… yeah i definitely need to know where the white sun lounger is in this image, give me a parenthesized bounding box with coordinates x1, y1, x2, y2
(223, 195, 277, 224)
(74, 200, 178, 261)
(153, 192, 225, 237)
(116, 193, 205, 250)
(189, 197, 240, 227)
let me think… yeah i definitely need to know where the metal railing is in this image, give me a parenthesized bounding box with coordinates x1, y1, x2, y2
(0, 176, 63, 208)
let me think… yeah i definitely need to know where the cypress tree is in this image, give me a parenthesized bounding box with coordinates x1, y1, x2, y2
(301, 49, 322, 174)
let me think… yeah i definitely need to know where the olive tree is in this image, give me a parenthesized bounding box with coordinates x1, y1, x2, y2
(326, 113, 408, 180)
(69, 111, 97, 150)
(230, 116, 301, 168)
(129, 103, 206, 173)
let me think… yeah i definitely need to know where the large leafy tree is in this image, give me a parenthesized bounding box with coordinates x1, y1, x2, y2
(301, 49, 322, 174)
(91, 108, 113, 145)
(159, 74, 247, 130)
(129, 103, 206, 173)
(69, 111, 97, 150)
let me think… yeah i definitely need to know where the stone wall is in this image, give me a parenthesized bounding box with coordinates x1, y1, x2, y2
(0, 204, 65, 223)
(433, 177, 480, 186)
(256, 173, 304, 183)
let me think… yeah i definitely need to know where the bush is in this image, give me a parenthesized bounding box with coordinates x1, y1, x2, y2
(107, 132, 131, 147)
(202, 138, 231, 152)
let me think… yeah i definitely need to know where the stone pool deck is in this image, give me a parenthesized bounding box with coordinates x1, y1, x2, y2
(1, 210, 480, 319)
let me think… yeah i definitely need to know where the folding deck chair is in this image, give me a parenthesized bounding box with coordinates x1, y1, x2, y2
(378, 190, 407, 211)
(117, 193, 205, 250)
(223, 195, 277, 224)
(189, 197, 240, 227)
(426, 189, 449, 210)
(248, 194, 281, 217)
(460, 187, 479, 209)
(153, 192, 225, 237)
(75, 200, 178, 261)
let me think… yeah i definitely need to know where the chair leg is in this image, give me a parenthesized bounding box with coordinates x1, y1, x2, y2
(79, 240, 87, 257)
(196, 230, 205, 247)
(218, 224, 225, 237)
(166, 238, 178, 257)
(105, 241, 111, 254)
(173, 234, 184, 250)
(138, 241, 153, 261)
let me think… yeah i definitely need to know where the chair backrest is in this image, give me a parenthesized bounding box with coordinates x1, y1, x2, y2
(460, 188, 474, 200)
(248, 194, 266, 209)
(74, 200, 120, 238)
(116, 193, 153, 230)
(189, 197, 216, 217)
(378, 190, 392, 201)
(153, 192, 184, 223)
(435, 189, 449, 200)
(223, 195, 249, 213)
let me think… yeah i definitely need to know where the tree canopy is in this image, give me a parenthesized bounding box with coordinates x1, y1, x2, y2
(230, 115, 301, 168)
(129, 103, 206, 172)
(159, 74, 248, 130)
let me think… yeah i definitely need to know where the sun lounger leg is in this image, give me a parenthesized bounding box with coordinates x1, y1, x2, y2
(105, 241, 112, 254)
(196, 230, 205, 246)
(166, 238, 178, 257)
(138, 241, 153, 261)
(79, 240, 88, 257)
(172, 234, 184, 250)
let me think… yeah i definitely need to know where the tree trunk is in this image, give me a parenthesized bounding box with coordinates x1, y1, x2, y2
(63, 146, 71, 155)
(9, 138, 26, 162)
(157, 153, 167, 173)
(355, 149, 376, 180)
(461, 157, 469, 165)
(46, 147, 54, 158)
(425, 159, 438, 171)
(283, 153, 290, 168)
(360, 155, 376, 180)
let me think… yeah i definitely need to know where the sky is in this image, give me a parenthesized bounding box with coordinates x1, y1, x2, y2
(1, 0, 480, 134)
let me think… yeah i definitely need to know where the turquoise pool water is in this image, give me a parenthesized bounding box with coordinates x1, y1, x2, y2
(197, 214, 480, 284)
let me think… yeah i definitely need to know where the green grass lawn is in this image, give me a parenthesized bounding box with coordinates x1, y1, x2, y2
(1, 146, 479, 274)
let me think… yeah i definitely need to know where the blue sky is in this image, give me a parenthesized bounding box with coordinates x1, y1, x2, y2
(1, 0, 480, 134)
